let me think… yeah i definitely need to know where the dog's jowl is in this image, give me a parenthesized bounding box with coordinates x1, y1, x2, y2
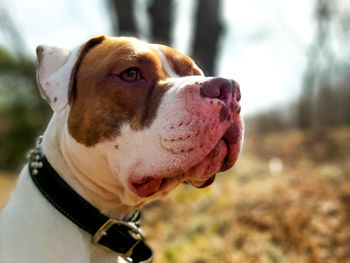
(0, 35, 243, 263)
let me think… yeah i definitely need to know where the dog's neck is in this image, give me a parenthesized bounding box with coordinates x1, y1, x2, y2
(41, 108, 139, 219)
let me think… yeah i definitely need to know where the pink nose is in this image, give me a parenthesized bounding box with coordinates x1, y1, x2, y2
(200, 78, 240, 102)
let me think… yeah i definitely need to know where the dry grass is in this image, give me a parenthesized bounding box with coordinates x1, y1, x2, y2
(141, 127, 350, 263)
(1, 127, 349, 262)
(0, 171, 16, 209)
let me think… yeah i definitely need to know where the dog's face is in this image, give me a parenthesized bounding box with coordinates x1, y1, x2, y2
(36, 36, 243, 204)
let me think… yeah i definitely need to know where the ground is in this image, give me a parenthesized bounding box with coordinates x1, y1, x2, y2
(1, 127, 350, 263)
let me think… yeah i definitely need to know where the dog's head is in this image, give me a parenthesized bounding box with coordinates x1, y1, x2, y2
(36, 35, 243, 204)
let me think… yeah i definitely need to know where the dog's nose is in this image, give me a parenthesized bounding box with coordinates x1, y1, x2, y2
(200, 78, 239, 102)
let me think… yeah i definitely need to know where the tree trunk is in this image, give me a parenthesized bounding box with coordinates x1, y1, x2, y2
(192, 0, 224, 76)
(148, 0, 173, 45)
(109, 0, 137, 36)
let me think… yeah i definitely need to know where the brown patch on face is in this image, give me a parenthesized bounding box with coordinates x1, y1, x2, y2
(157, 45, 203, 77)
(68, 37, 172, 146)
(229, 101, 235, 112)
(219, 105, 230, 122)
(68, 35, 106, 104)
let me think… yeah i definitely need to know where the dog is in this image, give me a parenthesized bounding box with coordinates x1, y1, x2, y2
(0, 35, 243, 263)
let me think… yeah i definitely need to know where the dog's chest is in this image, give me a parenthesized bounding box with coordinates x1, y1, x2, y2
(0, 168, 108, 263)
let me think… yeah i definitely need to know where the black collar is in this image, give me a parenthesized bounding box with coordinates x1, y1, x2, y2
(27, 136, 153, 263)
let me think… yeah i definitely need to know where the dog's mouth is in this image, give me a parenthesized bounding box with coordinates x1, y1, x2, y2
(130, 177, 164, 198)
(129, 122, 242, 198)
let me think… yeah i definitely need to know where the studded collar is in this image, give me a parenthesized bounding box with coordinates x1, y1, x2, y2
(27, 136, 153, 263)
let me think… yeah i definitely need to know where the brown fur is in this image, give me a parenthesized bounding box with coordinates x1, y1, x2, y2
(158, 45, 203, 76)
(68, 37, 201, 146)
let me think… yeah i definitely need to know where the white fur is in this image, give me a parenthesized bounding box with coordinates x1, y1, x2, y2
(154, 46, 204, 77)
(154, 46, 180, 78)
(37, 45, 81, 112)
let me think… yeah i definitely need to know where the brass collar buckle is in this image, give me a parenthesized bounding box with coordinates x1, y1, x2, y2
(92, 219, 145, 262)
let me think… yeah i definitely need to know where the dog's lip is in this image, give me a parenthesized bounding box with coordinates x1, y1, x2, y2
(187, 174, 216, 188)
(220, 122, 240, 171)
(185, 135, 229, 189)
(129, 177, 163, 198)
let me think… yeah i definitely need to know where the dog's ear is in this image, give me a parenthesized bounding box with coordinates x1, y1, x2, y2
(36, 35, 106, 112)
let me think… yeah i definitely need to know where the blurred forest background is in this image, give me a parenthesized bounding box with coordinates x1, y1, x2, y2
(1, 0, 350, 262)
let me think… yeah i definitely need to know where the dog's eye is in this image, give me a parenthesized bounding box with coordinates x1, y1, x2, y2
(120, 68, 141, 82)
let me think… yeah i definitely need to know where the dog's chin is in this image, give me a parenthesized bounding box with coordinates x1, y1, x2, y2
(185, 122, 241, 188)
(129, 122, 242, 198)
(184, 139, 228, 188)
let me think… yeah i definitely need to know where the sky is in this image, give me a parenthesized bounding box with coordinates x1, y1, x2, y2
(0, 0, 315, 116)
